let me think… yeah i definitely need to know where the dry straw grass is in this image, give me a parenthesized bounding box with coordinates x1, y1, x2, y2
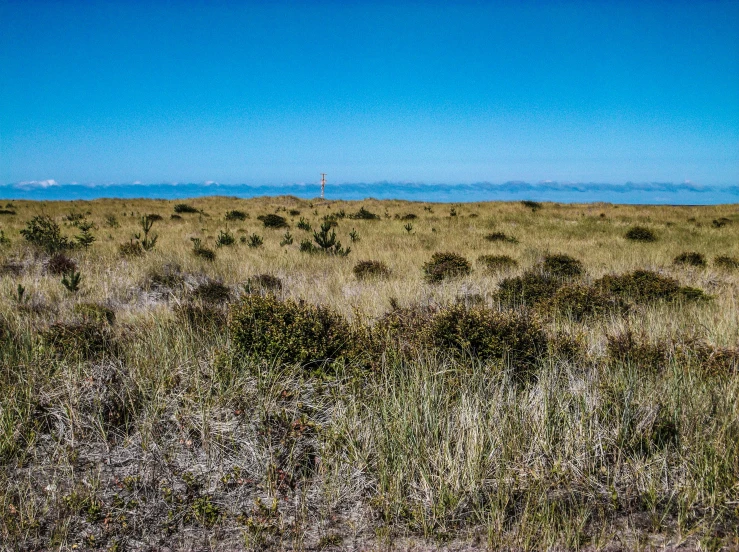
(0, 196, 738, 550)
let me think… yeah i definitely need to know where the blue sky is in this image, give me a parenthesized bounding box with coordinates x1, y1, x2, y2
(1, 1, 738, 187)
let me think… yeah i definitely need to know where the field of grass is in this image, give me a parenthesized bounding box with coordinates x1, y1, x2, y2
(1, 196, 738, 551)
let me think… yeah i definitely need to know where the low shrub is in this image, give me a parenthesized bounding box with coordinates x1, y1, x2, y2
(170, 214, 182, 220)
(521, 200, 542, 211)
(247, 234, 264, 248)
(400, 213, 417, 220)
(289, 209, 301, 216)
(625, 226, 657, 242)
(427, 305, 546, 375)
(714, 255, 739, 270)
(541, 283, 628, 321)
(43, 321, 116, 360)
(353, 260, 391, 280)
(478, 254, 518, 273)
(215, 229, 235, 247)
(47, 253, 77, 275)
(175, 302, 228, 329)
(119, 240, 144, 257)
(422, 252, 471, 283)
(497, 270, 563, 308)
(21, 215, 71, 253)
(542, 254, 583, 278)
(73, 303, 116, 325)
(258, 214, 289, 228)
(193, 280, 231, 304)
(595, 270, 705, 304)
(225, 210, 247, 221)
(673, 251, 706, 267)
(229, 295, 352, 369)
(146, 263, 185, 290)
(245, 274, 283, 294)
(484, 232, 518, 243)
(681, 340, 739, 377)
(349, 207, 380, 220)
(174, 203, 199, 214)
(191, 238, 216, 261)
(146, 214, 163, 222)
(712, 217, 731, 228)
(606, 329, 669, 372)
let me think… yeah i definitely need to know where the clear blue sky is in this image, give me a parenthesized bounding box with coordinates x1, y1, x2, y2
(1, 0, 738, 186)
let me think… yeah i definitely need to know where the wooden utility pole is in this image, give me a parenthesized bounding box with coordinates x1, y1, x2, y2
(320, 173, 326, 198)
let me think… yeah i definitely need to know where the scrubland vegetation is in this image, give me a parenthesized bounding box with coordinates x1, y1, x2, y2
(0, 196, 738, 551)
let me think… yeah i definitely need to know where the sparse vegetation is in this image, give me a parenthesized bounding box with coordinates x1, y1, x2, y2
(225, 209, 247, 221)
(0, 197, 737, 551)
(484, 231, 518, 243)
(674, 251, 706, 267)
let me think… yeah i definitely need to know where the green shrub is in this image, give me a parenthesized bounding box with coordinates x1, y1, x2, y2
(714, 255, 739, 270)
(497, 270, 563, 308)
(353, 260, 391, 280)
(20, 215, 71, 253)
(43, 321, 116, 360)
(542, 283, 628, 321)
(215, 229, 235, 247)
(300, 222, 350, 256)
(521, 200, 542, 212)
(229, 295, 352, 369)
(119, 240, 144, 257)
(400, 213, 417, 220)
(245, 274, 283, 294)
(297, 217, 312, 231)
(258, 214, 289, 228)
(349, 207, 380, 220)
(247, 234, 264, 248)
(225, 210, 247, 221)
(427, 305, 546, 375)
(146, 213, 163, 222)
(595, 270, 694, 303)
(542, 254, 583, 278)
(73, 303, 115, 325)
(47, 253, 77, 275)
(484, 232, 518, 243)
(625, 226, 657, 242)
(673, 251, 706, 267)
(191, 238, 216, 261)
(422, 252, 471, 283)
(606, 329, 669, 372)
(478, 254, 518, 273)
(289, 209, 301, 216)
(193, 280, 231, 304)
(712, 217, 731, 228)
(174, 203, 199, 214)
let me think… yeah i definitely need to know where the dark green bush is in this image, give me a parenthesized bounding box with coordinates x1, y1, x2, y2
(20, 215, 70, 253)
(245, 274, 283, 294)
(191, 238, 216, 261)
(215, 229, 235, 247)
(521, 200, 542, 211)
(542, 254, 583, 278)
(47, 253, 77, 276)
(229, 295, 352, 369)
(422, 252, 472, 283)
(73, 303, 115, 325)
(288, 209, 301, 216)
(400, 213, 417, 220)
(146, 214, 163, 222)
(673, 252, 706, 267)
(606, 329, 669, 372)
(247, 234, 264, 248)
(297, 217, 312, 231)
(193, 280, 231, 304)
(714, 255, 739, 270)
(258, 214, 289, 228)
(349, 207, 380, 220)
(478, 254, 518, 273)
(43, 321, 116, 360)
(484, 232, 518, 243)
(712, 217, 731, 228)
(225, 210, 247, 221)
(174, 203, 199, 214)
(625, 226, 657, 242)
(353, 260, 390, 280)
(497, 270, 563, 308)
(427, 305, 547, 374)
(542, 283, 628, 321)
(595, 270, 698, 304)
(300, 222, 350, 256)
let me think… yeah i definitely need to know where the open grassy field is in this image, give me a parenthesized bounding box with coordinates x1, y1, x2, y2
(1, 196, 738, 551)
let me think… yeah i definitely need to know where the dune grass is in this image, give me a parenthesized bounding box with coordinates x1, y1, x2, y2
(0, 196, 738, 550)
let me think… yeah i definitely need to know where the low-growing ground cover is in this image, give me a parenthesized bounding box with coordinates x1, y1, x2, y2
(0, 197, 738, 551)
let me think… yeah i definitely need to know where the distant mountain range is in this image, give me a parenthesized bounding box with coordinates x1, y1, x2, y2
(1, 181, 738, 204)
